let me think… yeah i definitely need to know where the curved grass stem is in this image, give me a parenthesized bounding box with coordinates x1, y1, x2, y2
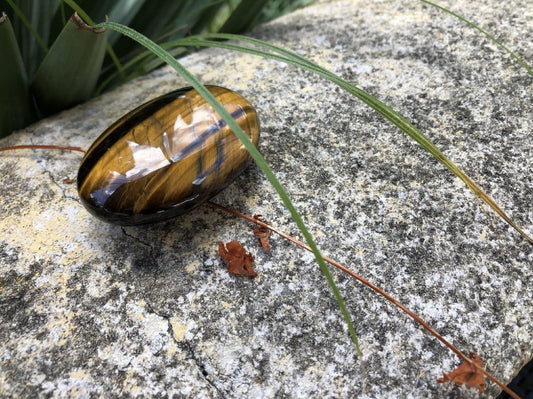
(418, 0, 533, 77)
(206, 200, 520, 399)
(96, 21, 363, 359)
(0, 144, 86, 153)
(0, 146, 519, 396)
(174, 34, 533, 244)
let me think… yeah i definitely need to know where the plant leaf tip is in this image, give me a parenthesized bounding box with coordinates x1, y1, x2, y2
(71, 12, 105, 33)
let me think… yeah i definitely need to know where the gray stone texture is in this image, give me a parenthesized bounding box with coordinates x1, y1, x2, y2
(1, 0, 532, 397)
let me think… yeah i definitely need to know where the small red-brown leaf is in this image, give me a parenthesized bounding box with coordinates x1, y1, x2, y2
(62, 176, 75, 184)
(218, 241, 257, 277)
(437, 353, 485, 393)
(253, 214, 271, 252)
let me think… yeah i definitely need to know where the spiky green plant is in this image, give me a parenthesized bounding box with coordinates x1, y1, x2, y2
(0, 1, 531, 395)
(0, 0, 312, 137)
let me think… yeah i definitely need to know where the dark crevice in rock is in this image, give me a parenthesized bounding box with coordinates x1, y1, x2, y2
(120, 228, 160, 287)
(121, 228, 156, 261)
(42, 167, 81, 204)
(143, 300, 225, 398)
(183, 341, 225, 399)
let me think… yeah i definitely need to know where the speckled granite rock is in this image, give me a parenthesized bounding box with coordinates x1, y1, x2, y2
(1, 0, 532, 397)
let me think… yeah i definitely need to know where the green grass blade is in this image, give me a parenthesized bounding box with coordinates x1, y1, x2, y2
(137, 46, 188, 76)
(418, 0, 533, 77)
(108, 0, 211, 59)
(31, 13, 107, 115)
(60, 0, 125, 80)
(0, 12, 36, 136)
(59, 1, 66, 25)
(59, 0, 104, 26)
(94, 40, 190, 95)
(156, 0, 225, 38)
(101, 0, 146, 46)
(3, 0, 60, 77)
(106, 0, 225, 86)
(96, 20, 363, 357)
(4, 0, 48, 52)
(190, 0, 237, 34)
(258, 0, 317, 25)
(219, 0, 270, 33)
(94, 48, 153, 95)
(176, 33, 533, 244)
(64, 0, 147, 46)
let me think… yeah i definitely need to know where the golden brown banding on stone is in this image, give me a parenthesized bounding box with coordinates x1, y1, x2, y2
(77, 86, 260, 225)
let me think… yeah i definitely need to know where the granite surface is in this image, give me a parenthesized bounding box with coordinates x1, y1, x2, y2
(1, 0, 532, 397)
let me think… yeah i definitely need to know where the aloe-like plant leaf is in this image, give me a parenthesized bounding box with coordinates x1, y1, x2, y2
(102, 0, 146, 46)
(191, 0, 240, 34)
(110, 0, 193, 58)
(2, 0, 60, 78)
(0, 12, 36, 137)
(258, 0, 317, 25)
(56, 0, 146, 46)
(31, 12, 107, 116)
(219, 0, 271, 33)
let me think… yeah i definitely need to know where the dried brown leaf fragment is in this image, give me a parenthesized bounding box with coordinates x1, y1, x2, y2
(253, 214, 271, 252)
(437, 352, 485, 393)
(218, 240, 257, 277)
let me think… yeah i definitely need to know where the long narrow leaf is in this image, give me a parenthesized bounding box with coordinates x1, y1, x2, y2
(104, 0, 147, 46)
(95, 40, 189, 95)
(109, 0, 202, 59)
(3, 0, 60, 77)
(0, 12, 36, 137)
(219, 0, 270, 33)
(418, 0, 533, 77)
(103, 0, 224, 89)
(4, 0, 48, 52)
(60, 0, 125, 80)
(190, 0, 237, 34)
(96, 20, 363, 357)
(31, 12, 107, 115)
(176, 33, 533, 244)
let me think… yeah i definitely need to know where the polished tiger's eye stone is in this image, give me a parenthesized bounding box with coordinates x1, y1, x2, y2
(77, 86, 260, 225)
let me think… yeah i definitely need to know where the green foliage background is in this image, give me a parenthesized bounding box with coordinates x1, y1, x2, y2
(0, 0, 316, 137)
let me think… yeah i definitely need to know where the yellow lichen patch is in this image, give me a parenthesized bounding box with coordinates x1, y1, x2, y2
(57, 244, 93, 267)
(122, 369, 143, 395)
(37, 309, 78, 347)
(167, 343, 177, 357)
(185, 260, 201, 274)
(244, 193, 260, 210)
(170, 316, 188, 341)
(355, 248, 365, 256)
(1, 201, 90, 276)
(127, 300, 147, 322)
(69, 369, 91, 380)
(87, 274, 122, 298)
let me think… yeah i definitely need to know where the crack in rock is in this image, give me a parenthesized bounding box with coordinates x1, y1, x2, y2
(121, 228, 156, 261)
(43, 169, 81, 204)
(121, 227, 160, 267)
(144, 300, 225, 398)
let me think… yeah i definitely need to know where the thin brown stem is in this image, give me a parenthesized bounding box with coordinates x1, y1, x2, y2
(206, 200, 520, 399)
(0, 145, 87, 153)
